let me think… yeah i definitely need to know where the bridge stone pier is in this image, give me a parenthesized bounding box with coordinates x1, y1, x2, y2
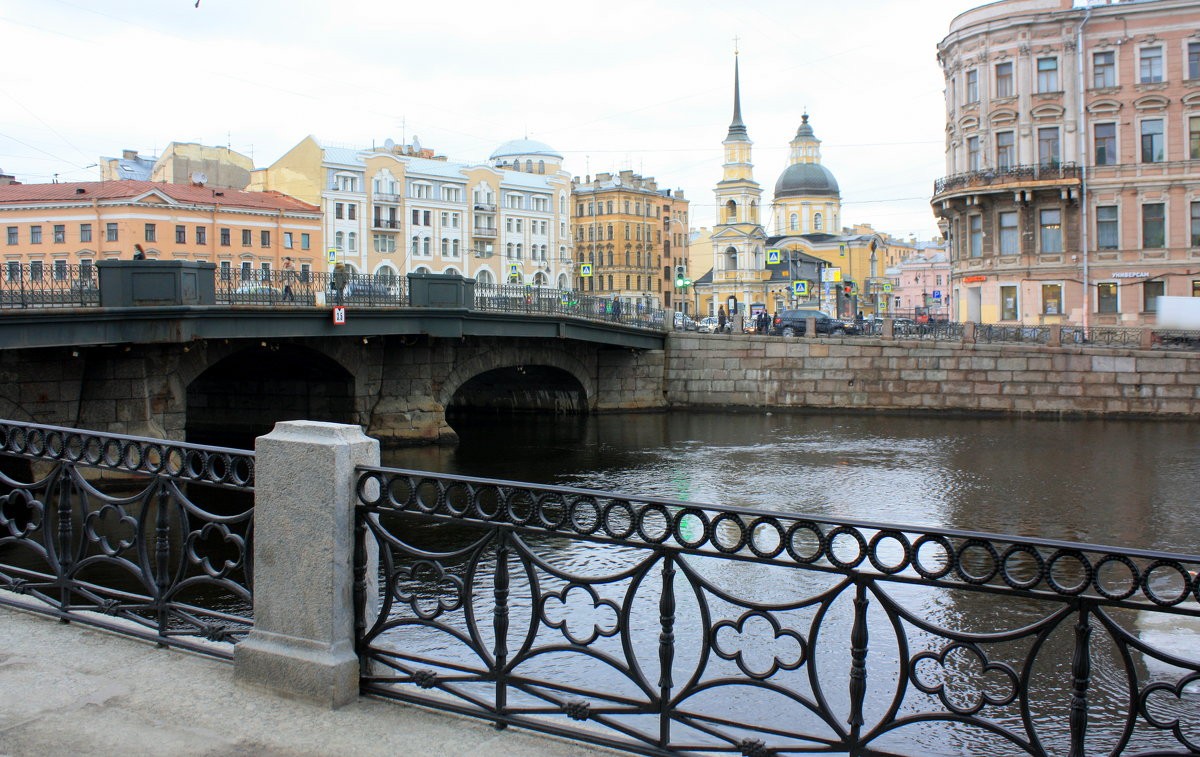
(0, 336, 667, 446)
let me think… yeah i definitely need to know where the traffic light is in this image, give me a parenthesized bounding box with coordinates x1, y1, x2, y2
(843, 284, 852, 296)
(674, 265, 686, 287)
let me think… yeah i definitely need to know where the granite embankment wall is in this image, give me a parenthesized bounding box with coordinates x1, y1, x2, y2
(664, 333, 1200, 417)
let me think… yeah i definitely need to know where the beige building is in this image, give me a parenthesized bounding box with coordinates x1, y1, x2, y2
(571, 171, 689, 313)
(933, 0, 1200, 325)
(101, 143, 254, 190)
(252, 136, 574, 288)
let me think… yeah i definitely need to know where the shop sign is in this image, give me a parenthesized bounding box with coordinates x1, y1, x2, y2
(963, 275, 987, 283)
(1112, 272, 1149, 278)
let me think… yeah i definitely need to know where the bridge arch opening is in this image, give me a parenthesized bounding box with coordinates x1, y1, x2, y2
(186, 344, 354, 448)
(445, 365, 587, 427)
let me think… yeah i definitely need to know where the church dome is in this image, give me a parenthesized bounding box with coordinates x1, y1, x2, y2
(489, 138, 562, 160)
(774, 162, 840, 198)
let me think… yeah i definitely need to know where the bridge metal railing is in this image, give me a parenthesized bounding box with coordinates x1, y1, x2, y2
(0, 263, 99, 308)
(0, 420, 254, 659)
(354, 465, 1200, 756)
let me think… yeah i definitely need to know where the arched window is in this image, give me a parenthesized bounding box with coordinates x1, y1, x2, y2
(476, 269, 494, 286)
(537, 160, 545, 174)
(725, 246, 737, 270)
(411, 237, 419, 255)
(607, 225, 613, 240)
(515, 243, 522, 259)
(452, 239, 460, 256)
(507, 243, 514, 258)
(441, 238, 449, 256)
(588, 227, 594, 241)
(422, 237, 430, 255)
(789, 213, 798, 231)
(636, 275, 641, 290)
(534, 271, 548, 286)
(525, 160, 533, 172)
(348, 232, 357, 251)
(625, 275, 631, 290)
(335, 231, 344, 249)
(607, 274, 613, 290)
(374, 266, 396, 286)
(414, 266, 430, 275)
(726, 200, 737, 222)
(814, 212, 823, 230)
(444, 267, 459, 276)
(750, 201, 758, 223)
(557, 272, 568, 289)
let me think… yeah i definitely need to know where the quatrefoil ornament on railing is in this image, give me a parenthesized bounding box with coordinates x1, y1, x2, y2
(0, 488, 43, 539)
(712, 610, 807, 680)
(911, 641, 1019, 715)
(83, 503, 138, 556)
(390, 560, 464, 620)
(184, 522, 244, 579)
(539, 582, 620, 646)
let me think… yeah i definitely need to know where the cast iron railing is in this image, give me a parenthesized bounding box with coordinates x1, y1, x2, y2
(0, 420, 254, 658)
(934, 163, 1081, 196)
(354, 466, 1200, 757)
(0, 263, 99, 308)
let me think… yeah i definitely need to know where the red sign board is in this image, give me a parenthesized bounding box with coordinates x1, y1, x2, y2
(962, 275, 987, 283)
(332, 306, 346, 325)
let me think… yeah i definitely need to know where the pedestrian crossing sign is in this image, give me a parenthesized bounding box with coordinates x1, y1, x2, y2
(580, 263, 593, 276)
(793, 281, 808, 296)
(766, 249, 780, 264)
(509, 263, 520, 277)
(327, 248, 337, 263)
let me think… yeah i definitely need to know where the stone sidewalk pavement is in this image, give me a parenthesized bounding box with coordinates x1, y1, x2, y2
(0, 604, 620, 757)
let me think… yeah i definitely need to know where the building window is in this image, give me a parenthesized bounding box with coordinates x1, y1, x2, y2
(789, 213, 798, 231)
(1000, 285, 1018, 321)
(965, 69, 978, 103)
(1037, 127, 1060, 166)
(1190, 42, 1200, 80)
(241, 229, 252, 246)
(1141, 120, 1164, 162)
(28, 260, 42, 281)
(1042, 283, 1062, 315)
(1094, 123, 1117, 165)
(996, 131, 1015, 170)
(301, 233, 310, 250)
(144, 223, 156, 242)
(196, 227, 206, 245)
(1096, 282, 1118, 313)
(260, 230, 270, 247)
(1190, 116, 1200, 160)
(1093, 51, 1115, 88)
(1144, 280, 1165, 311)
(1143, 203, 1165, 248)
(347, 204, 356, 220)
(998, 211, 1019, 255)
(995, 61, 1013, 97)
(30, 226, 41, 244)
(54, 260, 67, 280)
(106, 223, 118, 242)
(5, 226, 14, 245)
(1139, 47, 1163, 83)
(175, 225, 186, 244)
(966, 136, 980, 171)
(1039, 209, 1062, 253)
(814, 212, 822, 230)
(53, 224, 64, 243)
(79, 224, 91, 243)
(1036, 57, 1058, 93)
(347, 232, 356, 251)
(1192, 202, 1200, 247)
(220, 228, 230, 246)
(335, 202, 344, 219)
(969, 215, 982, 257)
(1096, 205, 1119, 250)
(283, 232, 293, 249)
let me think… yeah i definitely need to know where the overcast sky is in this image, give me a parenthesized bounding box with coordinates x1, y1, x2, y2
(0, 0, 977, 238)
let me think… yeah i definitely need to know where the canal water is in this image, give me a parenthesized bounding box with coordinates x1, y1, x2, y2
(380, 411, 1200, 755)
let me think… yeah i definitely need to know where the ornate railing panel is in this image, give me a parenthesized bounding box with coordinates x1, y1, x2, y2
(474, 284, 664, 330)
(976, 324, 1051, 345)
(0, 420, 254, 658)
(0, 263, 99, 309)
(355, 466, 1200, 756)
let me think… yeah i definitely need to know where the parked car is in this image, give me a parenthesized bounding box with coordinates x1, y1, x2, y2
(229, 284, 283, 303)
(342, 280, 395, 302)
(697, 316, 720, 333)
(673, 312, 698, 331)
(771, 309, 858, 337)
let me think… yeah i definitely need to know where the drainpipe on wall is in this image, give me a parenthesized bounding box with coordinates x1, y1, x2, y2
(1077, 3, 1093, 330)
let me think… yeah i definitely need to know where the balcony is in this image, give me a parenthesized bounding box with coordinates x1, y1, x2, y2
(372, 219, 400, 230)
(473, 203, 496, 212)
(374, 192, 400, 203)
(933, 162, 1080, 198)
(472, 227, 497, 238)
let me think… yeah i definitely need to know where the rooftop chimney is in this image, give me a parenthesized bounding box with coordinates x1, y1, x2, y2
(122, 149, 139, 160)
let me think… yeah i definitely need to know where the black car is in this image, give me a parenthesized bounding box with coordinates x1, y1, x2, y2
(771, 309, 859, 337)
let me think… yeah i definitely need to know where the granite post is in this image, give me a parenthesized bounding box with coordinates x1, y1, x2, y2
(234, 421, 379, 707)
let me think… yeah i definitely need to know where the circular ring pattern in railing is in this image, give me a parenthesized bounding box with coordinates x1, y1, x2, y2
(506, 488, 536, 526)
(826, 526, 868, 570)
(1092, 554, 1140, 601)
(415, 478, 445, 515)
(785, 520, 825, 564)
(955, 538, 1000, 585)
(1141, 559, 1192, 607)
(602, 500, 637, 540)
(385, 475, 416, 510)
(867, 530, 911, 575)
(143, 443, 164, 474)
(443, 482, 472, 518)
(25, 428, 44, 456)
(747, 517, 785, 560)
(121, 440, 143, 470)
(568, 496, 601, 535)
(44, 430, 65, 459)
(999, 544, 1046, 591)
(356, 471, 385, 508)
(673, 508, 710, 551)
(471, 484, 503, 521)
(711, 512, 748, 554)
(636, 503, 672, 544)
(912, 534, 955, 580)
(1046, 550, 1093, 596)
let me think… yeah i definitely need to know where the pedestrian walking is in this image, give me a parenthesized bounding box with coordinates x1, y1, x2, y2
(282, 257, 296, 302)
(332, 263, 348, 305)
(611, 297, 622, 322)
(717, 305, 727, 333)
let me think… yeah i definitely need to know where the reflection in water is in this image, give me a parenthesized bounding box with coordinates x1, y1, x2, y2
(379, 411, 1200, 755)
